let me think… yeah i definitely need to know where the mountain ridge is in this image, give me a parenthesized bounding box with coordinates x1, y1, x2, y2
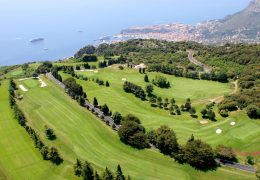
(117, 0, 260, 44)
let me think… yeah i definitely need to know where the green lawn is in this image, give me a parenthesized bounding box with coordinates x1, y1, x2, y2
(0, 81, 66, 180)
(14, 76, 256, 179)
(58, 67, 260, 153)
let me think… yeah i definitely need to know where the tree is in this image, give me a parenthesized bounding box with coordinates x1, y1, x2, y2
(45, 126, 56, 140)
(145, 84, 154, 95)
(149, 97, 156, 105)
(22, 63, 29, 71)
(101, 104, 110, 116)
(152, 75, 170, 88)
(170, 98, 176, 105)
(155, 126, 179, 155)
(164, 98, 169, 108)
(82, 161, 94, 180)
(189, 107, 196, 117)
(94, 171, 101, 180)
(201, 108, 208, 117)
(139, 68, 142, 73)
(247, 156, 254, 165)
(144, 74, 149, 82)
(102, 167, 114, 180)
(115, 165, 125, 180)
(157, 97, 162, 108)
(215, 145, 236, 162)
(122, 114, 141, 124)
(118, 120, 148, 149)
(106, 81, 110, 87)
(78, 96, 85, 107)
(40, 146, 49, 160)
(184, 139, 216, 170)
(246, 105, 260, 119)
(74, 159, 82, 176)
(207, 109, 216, 120)
(47, 147, 61, 164)
(184, 99, 191, 111)
(142, 68, 146, 74)
(112, 112, 122, 125)
(93, 97, 98, 107)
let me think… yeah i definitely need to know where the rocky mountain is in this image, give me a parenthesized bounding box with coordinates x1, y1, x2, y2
(117, 0, 260, 44)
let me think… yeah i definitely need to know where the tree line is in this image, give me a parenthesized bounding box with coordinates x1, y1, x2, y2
(123, 81, 146, 100)
(74, 159, 131, 180)
(9, 79, 62, 165)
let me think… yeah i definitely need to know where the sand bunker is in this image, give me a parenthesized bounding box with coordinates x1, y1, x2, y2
(200, 120, 209, 125)
(216, 129, 222, 134)
(19, 85, 28, 92)
(38, 78, 47, 87)
(19, 77, 47, 88)
(122, 78, 127, 81)
(230, 121, 236, 126)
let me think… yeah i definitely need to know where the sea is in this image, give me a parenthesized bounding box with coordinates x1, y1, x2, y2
(0, 0, 251, 66)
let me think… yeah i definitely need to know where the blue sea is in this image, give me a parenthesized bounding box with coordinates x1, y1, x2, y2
(0, 0, 251, 66)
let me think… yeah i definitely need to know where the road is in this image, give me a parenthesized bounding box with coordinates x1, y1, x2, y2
(216, 159, 256, 173)
(188, 50, 212, 73)
(46, 73, 119, 130)
(46, 73, 256, 173)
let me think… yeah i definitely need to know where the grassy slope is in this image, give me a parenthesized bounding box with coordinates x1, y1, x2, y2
(16, 76, 256, 179)
(0, 81, 66, 180)
(60, 68, 260, 153)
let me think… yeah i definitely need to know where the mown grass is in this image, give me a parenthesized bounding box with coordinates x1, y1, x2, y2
(57, 67, 260, 154)
(0, 80, 66, 180)
(14, 76, 256, 179)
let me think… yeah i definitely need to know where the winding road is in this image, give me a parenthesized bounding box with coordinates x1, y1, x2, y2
(188, 50, 212, 73)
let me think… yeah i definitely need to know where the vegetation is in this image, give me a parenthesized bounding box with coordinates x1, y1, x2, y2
(123, 81, 146, 100)
(152, 75, 170, 88)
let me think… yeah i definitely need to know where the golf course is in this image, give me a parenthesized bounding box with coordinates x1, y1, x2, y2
(0, 74, 254, 179)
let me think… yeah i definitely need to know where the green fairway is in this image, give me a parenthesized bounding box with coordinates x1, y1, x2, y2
(57, 67, 260, 153)
(0, 81, 66, 180)
(14, 76, 256, 179)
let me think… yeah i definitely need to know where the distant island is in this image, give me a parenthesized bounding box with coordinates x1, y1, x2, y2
(30, 38, 44, 43)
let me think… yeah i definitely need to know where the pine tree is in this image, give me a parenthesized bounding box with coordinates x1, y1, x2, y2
(102, 167, 113, 180)
(106, 81, 110, 87)
(93, 97, 98, 107)
(74, 159, 82, 176)
(82, 161, 94, 180)
(94, 171, 101, 180)
(115, 165, 125, 180)
(144, 74, 149, 82)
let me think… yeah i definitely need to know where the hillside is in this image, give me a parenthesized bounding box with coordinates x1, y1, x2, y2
(117, 0, 260, 44)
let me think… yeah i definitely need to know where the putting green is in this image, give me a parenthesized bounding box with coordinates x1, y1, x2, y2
(14, 76, 256, 179)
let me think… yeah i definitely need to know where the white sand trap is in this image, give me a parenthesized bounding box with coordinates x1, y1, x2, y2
(216, 129, 222, 134)
(19, 85, 28, 92)
(122, 78, 127, 81)
(38, 78, 47, 87)
(94, 70, 98, 73)
(200, 120, 209, 125)
(230, 121, 236, 126)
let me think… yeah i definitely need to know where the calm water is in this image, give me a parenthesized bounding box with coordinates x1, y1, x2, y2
(0, 0, 251, 66)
